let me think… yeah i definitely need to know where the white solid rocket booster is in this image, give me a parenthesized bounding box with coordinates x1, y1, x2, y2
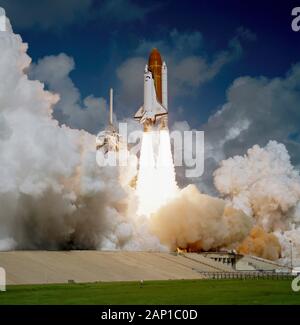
(162, 61, 168, 109)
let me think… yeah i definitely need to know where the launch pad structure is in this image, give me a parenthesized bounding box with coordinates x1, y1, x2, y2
(0, 251, 290, 285)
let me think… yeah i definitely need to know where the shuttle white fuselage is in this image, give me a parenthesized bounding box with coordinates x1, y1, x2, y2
(134, 49, 168, 131)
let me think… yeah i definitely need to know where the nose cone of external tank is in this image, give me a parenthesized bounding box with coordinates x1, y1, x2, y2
(148, 48, 162, 66)
(148, 48, 163, 103)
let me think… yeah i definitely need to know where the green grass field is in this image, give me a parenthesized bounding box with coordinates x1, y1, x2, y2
(0, 279, 299, 305)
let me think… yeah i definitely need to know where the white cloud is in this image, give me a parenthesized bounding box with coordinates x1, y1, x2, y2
(199, 63, 300, 194)
(116, 57, 146, 116)
(29, 53, 109, 133)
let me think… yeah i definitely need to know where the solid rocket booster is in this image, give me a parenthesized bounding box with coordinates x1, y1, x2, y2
(134, 48, 168, 131)
(161, 61, 168, 129)
(162, 61, 168, 109)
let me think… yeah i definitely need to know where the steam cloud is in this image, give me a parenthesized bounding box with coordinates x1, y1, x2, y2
(214, 141, 300, 263)
(0, 13, 162, 251)
(149, 141, 300, 264)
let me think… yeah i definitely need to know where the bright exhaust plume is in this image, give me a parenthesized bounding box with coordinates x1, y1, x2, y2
(136, 130, 178, 217)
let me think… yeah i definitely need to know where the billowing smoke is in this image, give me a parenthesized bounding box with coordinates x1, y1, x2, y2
(0, 11, 163, 251)
(150, 185, 252, 251)
(238, 226, 281, 261)
(148, 140, 300, 262)
(214, 141, 300, 263)
(275, 228, 300, 266)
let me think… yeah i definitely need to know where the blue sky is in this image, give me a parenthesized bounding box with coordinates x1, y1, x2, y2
(1, 0, 299, 126)
(1, 0, 300, 183)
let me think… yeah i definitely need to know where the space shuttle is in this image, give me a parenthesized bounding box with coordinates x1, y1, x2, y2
(134, 48, 168, 131)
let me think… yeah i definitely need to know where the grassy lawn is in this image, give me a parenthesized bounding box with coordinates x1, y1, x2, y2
(0, 279, 299, 305)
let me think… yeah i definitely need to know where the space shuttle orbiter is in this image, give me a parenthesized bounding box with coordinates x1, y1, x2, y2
(134, 48, 168, 131)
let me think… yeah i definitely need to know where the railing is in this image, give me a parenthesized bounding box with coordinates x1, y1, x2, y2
(198, 271, 295, 280)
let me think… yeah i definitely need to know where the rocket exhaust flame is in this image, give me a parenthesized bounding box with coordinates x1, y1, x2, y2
(136, 130, 178, 217)
(156, 130, 178, 205)
(136, 131, 157, 216)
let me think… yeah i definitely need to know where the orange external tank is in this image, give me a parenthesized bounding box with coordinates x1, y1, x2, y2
(148, 48, 162, 104)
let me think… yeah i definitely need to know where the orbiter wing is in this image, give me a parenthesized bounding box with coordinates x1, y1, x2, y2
(134, 106, 145, 120)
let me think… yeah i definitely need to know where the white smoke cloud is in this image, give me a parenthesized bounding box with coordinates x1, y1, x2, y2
(214, 141, 300, 263)
(275, 227, 300, 266)
(0, 11, 163, 251)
